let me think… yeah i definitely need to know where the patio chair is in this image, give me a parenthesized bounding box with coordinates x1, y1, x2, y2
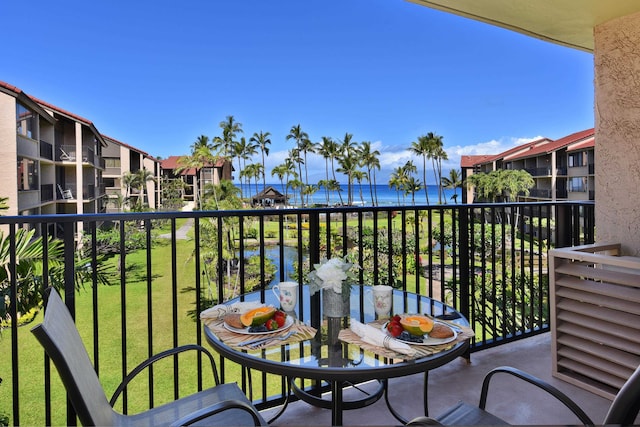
(31, 288, 266, 426)
(60, 147, 75, 161)
(57, 184, 73, 200)
(407, 365, 640, 426)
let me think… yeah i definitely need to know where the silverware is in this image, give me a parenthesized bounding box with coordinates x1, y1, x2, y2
(237, 330, 296, 347)
(247, 330, 298, 349)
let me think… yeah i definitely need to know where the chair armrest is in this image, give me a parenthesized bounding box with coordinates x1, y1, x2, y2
(479, 366, 594, 426)
(109, 344, 219, 407)
(168, 399, 265, 426)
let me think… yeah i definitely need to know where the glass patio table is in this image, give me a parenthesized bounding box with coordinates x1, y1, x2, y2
(203, 286, 471, 426)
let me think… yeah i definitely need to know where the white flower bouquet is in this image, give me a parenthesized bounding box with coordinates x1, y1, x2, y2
(308, 256, 358, 300)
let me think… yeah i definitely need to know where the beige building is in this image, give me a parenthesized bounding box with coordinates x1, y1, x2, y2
(0, 80, 159, 230)
(1, 80, 105, 229)
(102, 135, 161, 213)
(462, 128, 595, 203)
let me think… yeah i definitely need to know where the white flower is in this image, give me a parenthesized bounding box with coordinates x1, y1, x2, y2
(315, 258, 349, 293)
(308, 256, 357, 297)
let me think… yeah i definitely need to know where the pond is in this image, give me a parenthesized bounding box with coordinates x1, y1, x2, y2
(242, 244, 299, 287)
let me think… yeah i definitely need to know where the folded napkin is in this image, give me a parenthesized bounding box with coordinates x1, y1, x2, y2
(349, 319, 416, 357)
(200, 301, 265, 321)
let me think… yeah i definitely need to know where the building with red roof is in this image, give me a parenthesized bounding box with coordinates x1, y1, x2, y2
(461, 128, 595, 203)
(0, 79, 161, 235)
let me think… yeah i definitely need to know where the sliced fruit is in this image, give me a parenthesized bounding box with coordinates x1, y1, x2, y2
(400, 315, 434, 336)
(240, 306, 276, 327)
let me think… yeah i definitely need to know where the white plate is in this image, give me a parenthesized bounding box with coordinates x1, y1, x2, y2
(382, 320, 457, 346)
(224, 314, 294, 335)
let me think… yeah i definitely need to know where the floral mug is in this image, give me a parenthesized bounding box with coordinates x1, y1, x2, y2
(272, 281, 298, 312)
(366, 285, 393, 318)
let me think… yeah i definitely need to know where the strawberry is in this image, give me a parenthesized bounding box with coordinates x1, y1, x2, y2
(274, 312, 286, 327)
(265, 318, 279, 331)
(389, 323, 403, 338)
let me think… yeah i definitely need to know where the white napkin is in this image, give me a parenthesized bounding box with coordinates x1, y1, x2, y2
(200, 301, 265, 321)
(349, 319, 416, 356)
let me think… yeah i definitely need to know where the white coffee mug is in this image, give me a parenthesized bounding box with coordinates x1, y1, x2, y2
(366, 285, 393, 318)
(272, 281, 298, 311)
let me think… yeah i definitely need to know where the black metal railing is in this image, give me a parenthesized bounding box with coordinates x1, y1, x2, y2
(1, 201, 595, 426)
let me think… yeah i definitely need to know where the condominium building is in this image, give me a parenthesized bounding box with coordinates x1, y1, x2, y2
(1, 79, 159, 232)
(461, 128, 595, 203)
(160, 156, 233, 208)
(102, 135, 160, 213)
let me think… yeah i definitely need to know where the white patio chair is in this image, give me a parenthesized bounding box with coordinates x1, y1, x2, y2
(57, 184, 73, 200)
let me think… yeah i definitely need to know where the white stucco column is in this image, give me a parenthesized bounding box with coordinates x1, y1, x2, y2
(594, 11, 640, 256)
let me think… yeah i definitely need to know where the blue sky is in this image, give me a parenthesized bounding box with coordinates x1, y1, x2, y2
(2, 0, 594, 184)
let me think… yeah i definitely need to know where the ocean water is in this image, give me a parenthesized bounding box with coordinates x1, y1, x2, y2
(238, 183, 459, 206)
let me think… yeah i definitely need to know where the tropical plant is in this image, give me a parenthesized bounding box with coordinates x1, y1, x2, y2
(250, 130, 271, 189)
(176, 139, 222, 209)
(360, 141, 380, 206)
(441, 169, 463, 204)
(286, 125, 312, 206)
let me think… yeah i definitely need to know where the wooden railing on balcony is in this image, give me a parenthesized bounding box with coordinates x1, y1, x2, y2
(0, 201, 594, 426)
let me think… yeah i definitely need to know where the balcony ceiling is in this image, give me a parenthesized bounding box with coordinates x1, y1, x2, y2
(407, 0, 640, 52)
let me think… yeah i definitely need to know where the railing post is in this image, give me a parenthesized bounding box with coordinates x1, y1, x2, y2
(62, 221, 78, 426)
(308, 210, 321, 328)
(555, 204, 573, 248)
(458, 206, 471, 362)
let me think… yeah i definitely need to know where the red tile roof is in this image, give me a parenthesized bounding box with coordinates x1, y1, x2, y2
(461, 128, 595, 168)
(461, 155, 493, 167)
(505, 128, 594, 161)
(102, 134, 151, 157)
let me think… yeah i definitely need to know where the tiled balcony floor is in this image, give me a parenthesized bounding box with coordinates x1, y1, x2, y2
(261, 333, 615, 426)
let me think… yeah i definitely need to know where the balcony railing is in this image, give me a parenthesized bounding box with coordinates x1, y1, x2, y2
(1, 201, 595, 426)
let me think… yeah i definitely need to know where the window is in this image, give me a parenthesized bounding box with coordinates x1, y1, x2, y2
(568, 151, 588, 167)
(17, 157, 39, 191)
(105, 158, 121, 168)
(16, 103, 37, 139)
(568, 177, 587, 192)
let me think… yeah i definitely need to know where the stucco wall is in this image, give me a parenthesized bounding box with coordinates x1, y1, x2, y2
(594, 11, 640, 256)
(0, 93, 19, 216)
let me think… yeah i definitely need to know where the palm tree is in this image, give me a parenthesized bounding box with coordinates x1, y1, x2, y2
(389, 166, 407, 204)
(352, 169, 368, 205)
(410, 135, 431, 204)
(191, 134, 211, 151)
(121, 171, 138, 207)
(336, 154, 358, 205)
(135, 168, 156, 208)
(286, 124, 312, 206)
(316, 136, 335, 205)
(218, 115, 243, 158)
(250, 131, 271, 189)
(286, 146, 304, 206)
(271, 164, 288, 200)
(424, 132, 446, 203)
(434, 144, 449, 203)
(177, 143, 221, 209)
(360, 141, 380, 206)
(405, 176, 423, 205)
(441, 169, 463, 204)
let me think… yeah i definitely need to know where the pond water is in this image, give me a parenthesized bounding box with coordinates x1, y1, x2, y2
(242, 245, 299, 287)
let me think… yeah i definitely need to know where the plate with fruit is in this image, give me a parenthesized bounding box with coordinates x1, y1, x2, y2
(223, 306, 293, 335)
(383, 314, 457, 346)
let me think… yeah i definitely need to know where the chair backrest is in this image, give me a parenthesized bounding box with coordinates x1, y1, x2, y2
(31, 288, 117, 426)
(57, 184, 72, 199)
(604, 364, 640, 426)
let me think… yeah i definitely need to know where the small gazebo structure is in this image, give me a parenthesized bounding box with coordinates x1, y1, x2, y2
(251, 186, 289, 207)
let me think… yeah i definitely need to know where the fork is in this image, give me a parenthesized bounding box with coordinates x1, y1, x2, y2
(248, 330, 298, 349)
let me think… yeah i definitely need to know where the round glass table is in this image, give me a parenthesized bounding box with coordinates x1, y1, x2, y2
(203, 286, 471, 426)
